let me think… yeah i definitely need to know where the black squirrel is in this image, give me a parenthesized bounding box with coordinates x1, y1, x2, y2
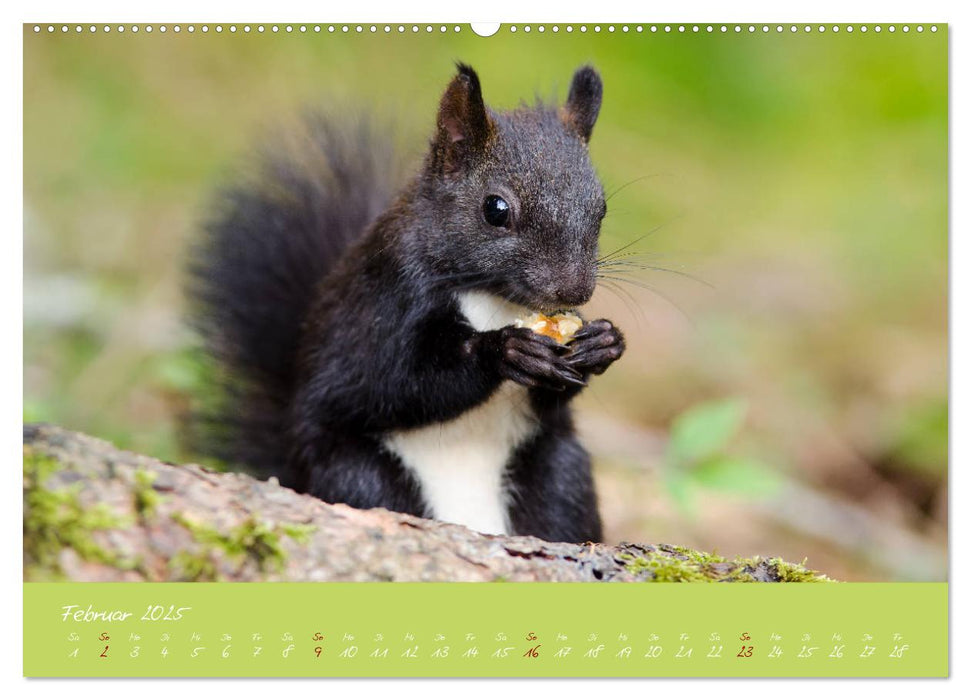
(188, 64, 625, 543)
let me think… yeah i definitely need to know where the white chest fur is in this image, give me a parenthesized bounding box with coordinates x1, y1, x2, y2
(382, 291, 537, 535)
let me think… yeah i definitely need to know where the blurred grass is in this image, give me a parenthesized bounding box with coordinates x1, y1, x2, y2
(23, 26, 947, 580)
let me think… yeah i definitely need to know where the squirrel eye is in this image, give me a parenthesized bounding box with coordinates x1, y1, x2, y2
(482, 195, 511, 228)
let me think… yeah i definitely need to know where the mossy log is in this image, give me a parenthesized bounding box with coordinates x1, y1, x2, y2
(23, 424, 831, 583)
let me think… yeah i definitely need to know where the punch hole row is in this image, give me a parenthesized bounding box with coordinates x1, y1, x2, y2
(31, 24, 940, 35)
(31, 24, 465, 34)
(506, 24, 937, 34)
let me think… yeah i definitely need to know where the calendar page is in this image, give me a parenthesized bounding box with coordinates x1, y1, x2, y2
(22, 21, 948, 679)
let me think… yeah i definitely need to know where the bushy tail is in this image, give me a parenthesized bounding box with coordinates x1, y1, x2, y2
(186, 115, 400, 478)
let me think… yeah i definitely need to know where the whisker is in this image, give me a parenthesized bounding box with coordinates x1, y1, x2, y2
(595, 251, 678, 264)
(597, 273, 695, 327)
(597, 261, 714, 289)
(596, 216, 682, 264)
(598, 250, 684, 264)
(597, 279, 647, 328)
(604, 173, 669, 203)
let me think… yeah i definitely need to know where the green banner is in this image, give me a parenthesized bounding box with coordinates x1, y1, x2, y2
(24, 583, 947, 677)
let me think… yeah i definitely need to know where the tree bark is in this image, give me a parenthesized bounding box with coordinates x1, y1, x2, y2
(23, 424, 829, 583)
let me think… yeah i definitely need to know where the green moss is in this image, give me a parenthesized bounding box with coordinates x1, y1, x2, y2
(279, 522, 317, 545)
(223, 519, 287, 566)
(768, 556, 833, 583)
(170, 550, 219, 582)
(132, 469, 162, 519)
(621, 550, 721, 583)
(171, 514, 314, 581)
(723, 559, 759, 583)
(617, 546, 824, 583)
(23, 448, 136, 578)
(682, 548, 759, 582)
(672, 545, 726, 566)
(23, 449, 62, 483)
(619, 552, 712, 582)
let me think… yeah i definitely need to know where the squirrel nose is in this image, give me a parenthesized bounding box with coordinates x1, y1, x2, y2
(554, 270, 595, 307)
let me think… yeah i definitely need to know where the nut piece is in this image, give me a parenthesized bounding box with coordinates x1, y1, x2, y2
(515, 311, 584, 344)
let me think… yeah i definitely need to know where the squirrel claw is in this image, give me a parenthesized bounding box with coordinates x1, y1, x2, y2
(555, 370, 588, 388)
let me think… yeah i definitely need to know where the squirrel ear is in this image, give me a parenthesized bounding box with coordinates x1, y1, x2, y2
(562, 65, 603, 142)
(434, 63, 493, 173)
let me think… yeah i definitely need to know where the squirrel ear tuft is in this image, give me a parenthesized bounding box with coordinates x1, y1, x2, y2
(562, 65, 603, 142)
(434, 63, 493, 173)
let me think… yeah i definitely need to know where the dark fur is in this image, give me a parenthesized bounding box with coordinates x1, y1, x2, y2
(188, 64, 625, 543)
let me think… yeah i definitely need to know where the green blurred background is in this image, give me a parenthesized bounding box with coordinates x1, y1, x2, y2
(23, 25, 948, 581)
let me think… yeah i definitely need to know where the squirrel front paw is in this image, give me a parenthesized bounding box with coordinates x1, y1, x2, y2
(495, 327, 587, 391)
(564, 319, 625, 376)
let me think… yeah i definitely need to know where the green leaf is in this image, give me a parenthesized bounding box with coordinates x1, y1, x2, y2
(892, 399, 948, 476)
(663, 470, 696, 516)
(690, 456, 784, 498)
(153, 350, 205, 392)
(667, 398, 748, 467)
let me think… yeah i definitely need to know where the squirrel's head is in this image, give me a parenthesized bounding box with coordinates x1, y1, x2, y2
(418, 63, 606, 313)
